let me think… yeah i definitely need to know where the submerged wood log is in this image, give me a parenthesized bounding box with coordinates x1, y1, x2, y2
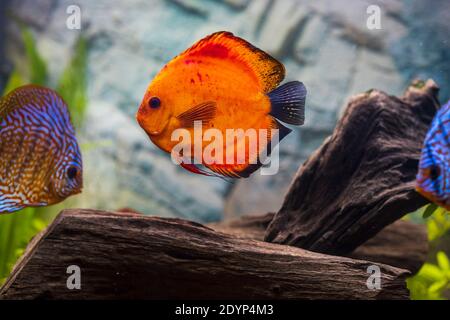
(265, 80, 440, 255)
(208, 212, 275, 240)
(0, 209, 409, 300)
(348, 219, 428, 274)
(210, 213, 428, 273)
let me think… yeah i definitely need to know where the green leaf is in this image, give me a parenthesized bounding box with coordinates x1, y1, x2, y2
(21, 27, 47, 85)
(32, 218, 47, 232)
(428, 280, 448, 294)
(0, 208, 40, 282)
(80, 139, 113, 152)
(423, 203, 438, 219)
(419, 263, 445, 282)
(437, 251, 450, 271)
(56, 36, 88, 129)
(408, 208, 450, 300)
(427, 208, 450, 241)
(2, 70, 25, 95)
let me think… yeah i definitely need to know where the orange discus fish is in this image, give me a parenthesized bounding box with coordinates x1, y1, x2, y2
(136, 31, 307, 178)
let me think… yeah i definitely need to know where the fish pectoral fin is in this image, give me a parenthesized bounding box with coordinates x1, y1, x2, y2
(269, 81, 307, 125)
(0, 200, 25, 214)
(177, 101, 217, 127)
(27, 202, 48, 207)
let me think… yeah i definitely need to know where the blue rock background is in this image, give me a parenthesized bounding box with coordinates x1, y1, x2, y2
(2, 0, 449, 222)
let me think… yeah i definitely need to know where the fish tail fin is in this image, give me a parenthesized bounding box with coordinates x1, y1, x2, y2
(268, 81, 306, 125)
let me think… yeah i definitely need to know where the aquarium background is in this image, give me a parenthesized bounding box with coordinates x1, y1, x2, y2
(0, 0, 449, 298)
(1, 0, 449, 222)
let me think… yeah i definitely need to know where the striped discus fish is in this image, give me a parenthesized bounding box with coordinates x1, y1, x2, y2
(0, 85, 82, 213)
(416, 100, 450, 210)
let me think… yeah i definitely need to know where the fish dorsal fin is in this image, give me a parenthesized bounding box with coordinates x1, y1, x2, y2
(178, 31, 285, 93)
(0, 85, 59, 118)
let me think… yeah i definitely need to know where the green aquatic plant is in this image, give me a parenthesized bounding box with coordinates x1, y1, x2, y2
(0, 208, 47, 283)
(0, 27, 88, 285)
(407, 205, 450, 299)
(426, 207, 450, 243)
(423, 203, 439, 219)
(2, 70, 25, 95)
(412, 79, 427, 89)
(408, 251, 450, 300)
(21, 27, 48, 85)
(56, 36, 88, 129)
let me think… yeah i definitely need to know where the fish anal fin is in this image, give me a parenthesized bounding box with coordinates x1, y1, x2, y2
(235, 119, 292, 178)
(177, 101, 217, 127)
(178, 31, 285, 93)
(205, 164, 246, 179)
(203, 119, 292, 179)
(180, 162, 232, 181)
(180, 162, 210, 176)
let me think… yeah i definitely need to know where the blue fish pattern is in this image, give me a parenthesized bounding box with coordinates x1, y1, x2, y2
(416, 100, 450, 210)
(0, 85, 83, 213)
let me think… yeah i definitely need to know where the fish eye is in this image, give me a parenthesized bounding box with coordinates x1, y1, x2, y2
(67, 166, 78, 180)
(429, 165, 440, 181)
(149, 97, 161, 109)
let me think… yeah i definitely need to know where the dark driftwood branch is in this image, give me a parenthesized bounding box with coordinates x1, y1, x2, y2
(208, 213, 275, 241)
(348, 219, 428, 274)
(265, 80, 439, 255)
(0, 209, 409, 300)
(210, 213, 428, 273)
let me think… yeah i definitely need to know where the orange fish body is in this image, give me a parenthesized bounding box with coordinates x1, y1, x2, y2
(137, 32, 306, 178)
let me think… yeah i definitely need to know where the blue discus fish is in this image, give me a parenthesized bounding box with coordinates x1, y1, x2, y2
(416, 100, 450, 210)
(0, 85, 83, 213)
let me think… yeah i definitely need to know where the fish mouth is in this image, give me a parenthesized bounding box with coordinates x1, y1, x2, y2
(140, 117, 170, 137)
(66, 185, 83, 198)
(415, 185, 450, 211)
(136, 111, 167, 136)
(147, 130, 162, 136)
(71, 187, 82, 196)
(47, 181, 83, 202)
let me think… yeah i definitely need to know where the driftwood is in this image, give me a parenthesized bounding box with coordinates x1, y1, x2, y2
(348, 219, 428, 274)
(208, 213, 275, 241)
(265, 80, 439, 255)
(210, 213, 428, 273)
(0, 209, 410, 300)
